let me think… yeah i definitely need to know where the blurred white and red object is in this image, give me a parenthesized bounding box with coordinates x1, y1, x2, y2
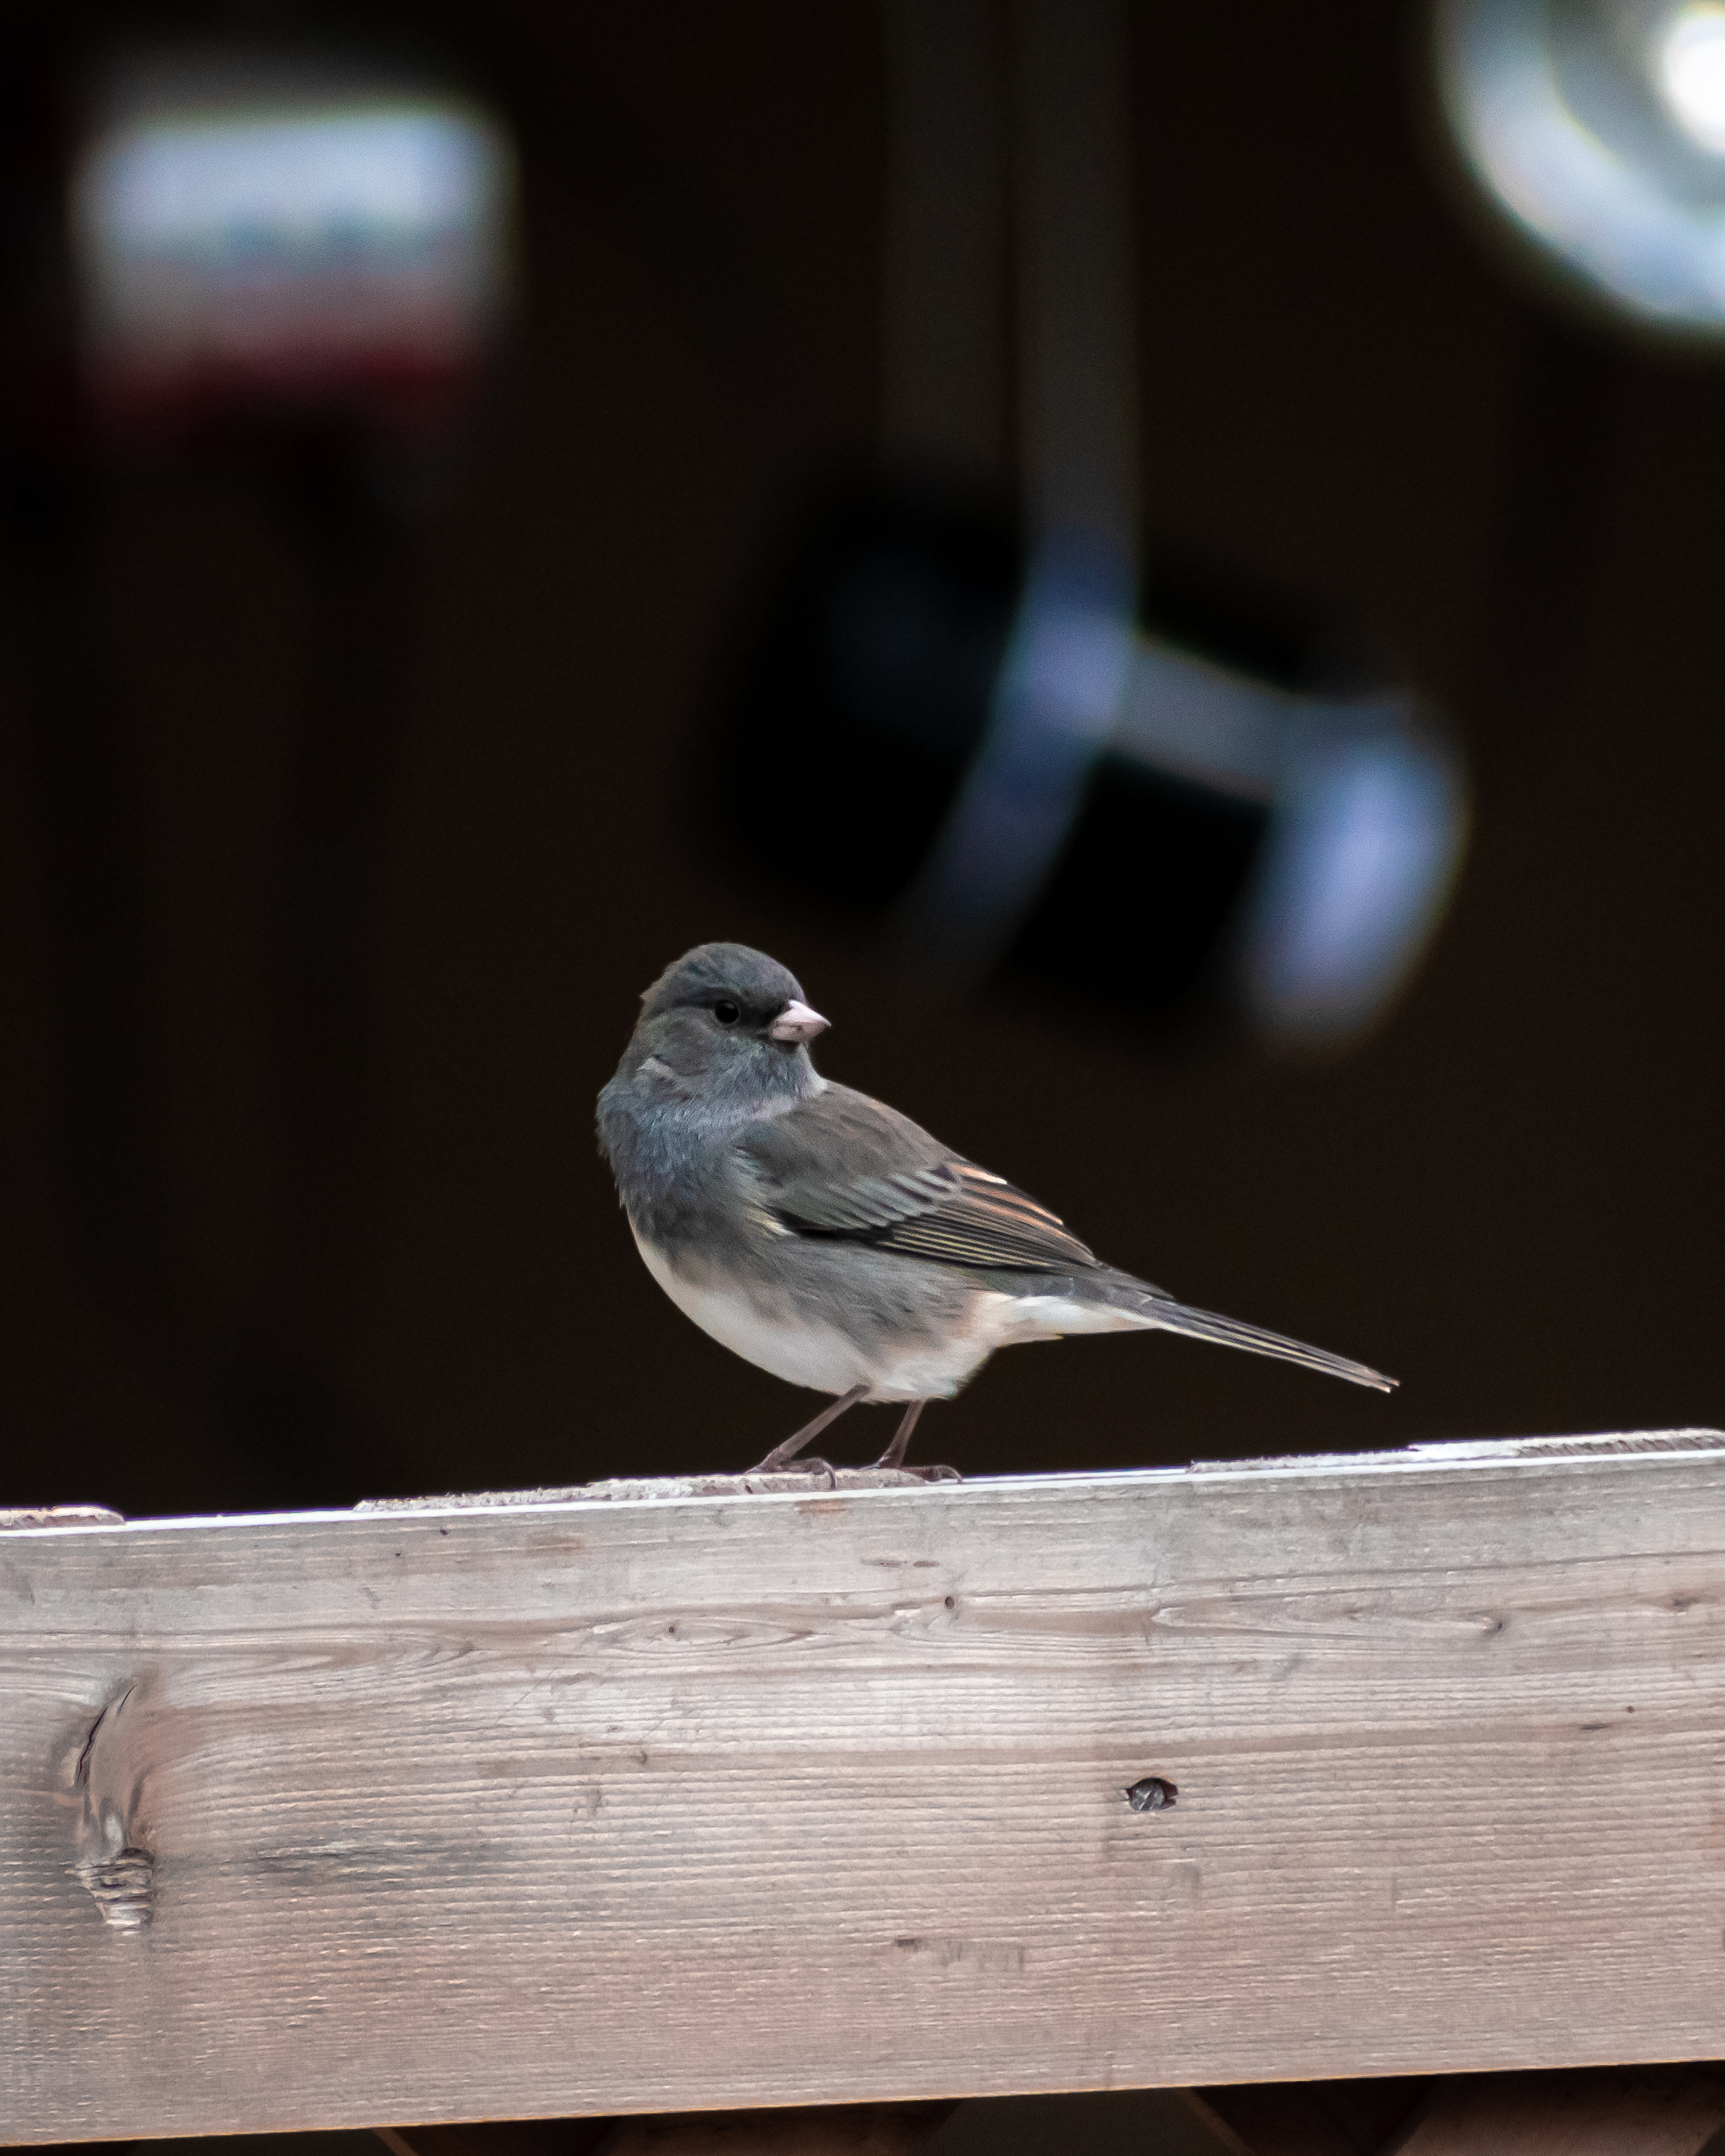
(68, 54, 514, 446)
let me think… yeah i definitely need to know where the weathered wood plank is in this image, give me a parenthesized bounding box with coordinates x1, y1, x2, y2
(4, 1431, 1725, 2144)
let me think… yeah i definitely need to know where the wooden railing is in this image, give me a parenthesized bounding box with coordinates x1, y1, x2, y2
(6, 1430, 1725, 2152)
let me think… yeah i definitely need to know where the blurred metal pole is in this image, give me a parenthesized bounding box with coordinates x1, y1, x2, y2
(900, 0, 1143, 967)
(878, 0, 1140, 540)
(880, 0, 1010, 484)
(873, 1, 1465, 1035)
(1009, 0, 1139, 565)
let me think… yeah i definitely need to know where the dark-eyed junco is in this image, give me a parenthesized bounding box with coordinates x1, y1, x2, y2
(597, 943, 1395, 1473)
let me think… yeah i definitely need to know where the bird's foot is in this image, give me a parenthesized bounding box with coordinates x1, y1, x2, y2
(750, 1383, 868, 1473)
(746, 1454, 837, 1485)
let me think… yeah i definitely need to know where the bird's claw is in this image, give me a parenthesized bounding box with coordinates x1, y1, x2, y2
(746, 1451, 837, 1484)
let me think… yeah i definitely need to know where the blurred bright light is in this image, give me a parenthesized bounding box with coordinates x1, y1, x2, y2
(726, 487, 1467, 1043)
(904, 533, 1136, 967)
(91, 107, 497, 255)
(907, 530, 1468, 1034)
(1238, 721, 1468, 1043)
(72, 66, 513, 423)
(1438, 0, 1725, 331)
(1122, 650, 1466, 1043)
(1659, 3, 1725, 152)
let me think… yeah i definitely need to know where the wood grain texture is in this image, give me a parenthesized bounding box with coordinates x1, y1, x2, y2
(5, 1431, 1725, 2145)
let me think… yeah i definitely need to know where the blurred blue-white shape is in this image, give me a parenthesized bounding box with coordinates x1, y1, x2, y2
(1236, 712, 1467, 1042)
(71, 59, 513, 424)
(1662, 3, 1725, 149)
(905, 534, 1136, 963)
(899, 527, 1467, 1043)
(1438, 0, 1725, 330)
(1121, 645, 1466, 1043)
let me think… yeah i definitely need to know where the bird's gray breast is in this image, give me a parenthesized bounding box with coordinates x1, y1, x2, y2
(596, 1072, 762, 1257)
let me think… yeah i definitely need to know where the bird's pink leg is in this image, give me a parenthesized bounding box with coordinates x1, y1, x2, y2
(752, 1383, 868, 1472)
(875, 1399, 925, 1471)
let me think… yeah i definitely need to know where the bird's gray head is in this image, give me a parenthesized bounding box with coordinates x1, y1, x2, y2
(615, 942, 829, 1110)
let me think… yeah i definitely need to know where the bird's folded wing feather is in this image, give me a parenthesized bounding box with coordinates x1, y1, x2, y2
(737, 1082, 1117, 1275)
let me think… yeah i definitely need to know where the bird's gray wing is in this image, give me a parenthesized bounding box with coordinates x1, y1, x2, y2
(737, 1084, 1395, 1390)
(737, 1082, 1118, 1275)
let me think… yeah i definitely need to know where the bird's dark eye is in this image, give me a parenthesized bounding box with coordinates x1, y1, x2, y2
(713, 999, 741, 1026)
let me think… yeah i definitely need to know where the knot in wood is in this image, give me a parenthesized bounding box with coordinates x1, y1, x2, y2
(74, 1844, 155, 1931)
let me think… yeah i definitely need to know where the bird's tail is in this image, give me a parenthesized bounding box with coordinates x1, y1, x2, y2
(1100, 1273, 1397, 1392)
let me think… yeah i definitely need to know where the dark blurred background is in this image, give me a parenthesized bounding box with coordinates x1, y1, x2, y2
(2, 0, 1720, 1523)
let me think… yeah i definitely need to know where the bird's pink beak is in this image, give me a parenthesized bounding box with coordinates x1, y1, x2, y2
(769, 999, 829, 1043)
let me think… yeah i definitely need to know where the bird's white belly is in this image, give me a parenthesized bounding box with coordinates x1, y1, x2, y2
(631, 1228, 878, 1394)
(628, 1224, 1144, 1402)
